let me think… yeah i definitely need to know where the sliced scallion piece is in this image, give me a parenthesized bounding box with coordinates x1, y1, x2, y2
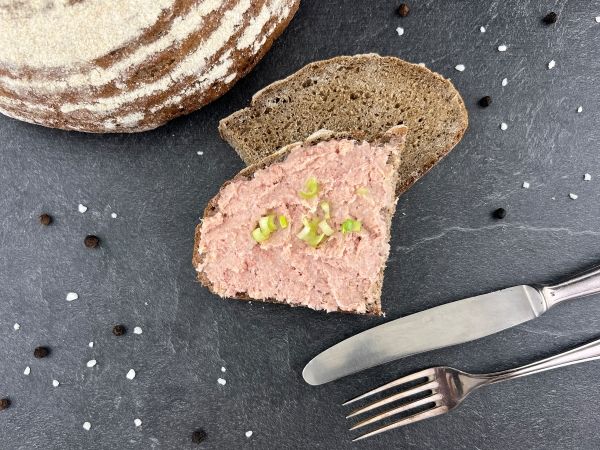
(266, 214, 277, 232)
(320, 201, 330, 219)
(278, 215, 288, 229)
(318, 219, 334, 236)
(258, 216, 271, 234)
(341, 218, 362, 234)
(252, 227, 269, 243)
(305, 233, 325, 248)
(299, 176, 319, 199)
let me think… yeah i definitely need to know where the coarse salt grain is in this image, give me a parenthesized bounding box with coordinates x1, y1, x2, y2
(13, 323, 20, 330)
(548, 60, 556, 69)
(221, 367, 226, 373)
(133, 327, 143, 335)
(480, 26, 486, 33)
(577, 106, 583, 113)
(245, 431, 253, 438)
(502, 78, 508, 86)
(396, 27, 404, 36)
(569, 193, 578, 200)
(455, 64, 465, 72)
(596, 16, 600, 23)
(134, 418, 142, 427)
(126, 369, 136, 380)
(88, 342, 94, 348)
(500, 122, 508, 131)
(66, 292, 78, 302)
(86, 359, 97, 368)
(498, 45, 507, 52)
(196, 151, 204, 156)
(584, 173, 592, 181)
(52, 380, 60, 387)
(217, 378, 226, 385)
(78, 204, 88, 213)
(83, 422, 91, 431)
(24, 366, 30, 375)
(522, 182, 530, 189)
(111, 212, 118, 218)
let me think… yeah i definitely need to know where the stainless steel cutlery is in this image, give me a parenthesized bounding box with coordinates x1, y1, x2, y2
(303, 263, 600, 385)
(345, 337, 600, 441)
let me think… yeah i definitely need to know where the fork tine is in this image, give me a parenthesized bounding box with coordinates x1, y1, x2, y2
(346, 380, 438, 418)
(343, 368, 435, 406)
(349, 393, 443, 431)
(352, 405, 450, 442)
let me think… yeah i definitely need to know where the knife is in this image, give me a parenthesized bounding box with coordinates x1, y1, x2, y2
(303, 263, 600, 385)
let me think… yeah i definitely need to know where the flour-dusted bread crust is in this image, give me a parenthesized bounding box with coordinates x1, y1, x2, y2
(219, 54, 468, 194)
(0, 0, 300, 133)
(193, 126, 407, 315)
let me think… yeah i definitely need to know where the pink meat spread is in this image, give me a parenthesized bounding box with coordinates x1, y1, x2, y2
(196, 137, 399, 314)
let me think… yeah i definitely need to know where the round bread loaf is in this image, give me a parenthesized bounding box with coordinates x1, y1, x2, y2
(0, 0, 300, 133)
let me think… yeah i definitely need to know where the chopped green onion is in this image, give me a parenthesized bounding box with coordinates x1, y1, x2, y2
(320, 201, 331, 219)
(258, 216, 271, 234)
(297, 216, 314, 240)
(297, 224, 312, 240)
(266, 214, 277, 232)
(341, 218, 362, 234)
(305, 233, 325, 248)
(279, 215, 288, 229)
(254, 214, 279, 243)
(297, 215, 327, 248)
(356, 187, 369, 196)
(252, 227, 269, 243)
(299, 176, 319, 199)
(318, 219, 334, 236)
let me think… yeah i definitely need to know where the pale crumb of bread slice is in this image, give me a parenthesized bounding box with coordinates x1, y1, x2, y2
(219, 54, 468, 194)
(193, 126, 408, 315)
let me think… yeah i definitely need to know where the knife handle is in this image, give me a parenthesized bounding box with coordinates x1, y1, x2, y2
(539, 264, 600, 308)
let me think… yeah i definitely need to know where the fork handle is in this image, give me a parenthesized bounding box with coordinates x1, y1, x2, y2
(539, 263, 600, 309)
(484, 338, 600, 384)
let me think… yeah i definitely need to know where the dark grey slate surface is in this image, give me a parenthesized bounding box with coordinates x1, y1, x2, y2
(1, 1, 600, 449)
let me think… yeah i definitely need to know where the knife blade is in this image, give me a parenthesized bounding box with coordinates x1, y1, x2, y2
(303, 285, 548, 385)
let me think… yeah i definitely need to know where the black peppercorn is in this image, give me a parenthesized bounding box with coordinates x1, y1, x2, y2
(493, 208, 507, 219)
(84, 235, 100, 248)
(543, 12, 557, 25)
(479, 96, 492, 107)
(34, 346, 50, 358)
(191, 429, 207, 444)
(0, 398, 10, 411)
(112, 325, 126, 336)
(39, 213, 53, 226)
(397, 3, 410, 17)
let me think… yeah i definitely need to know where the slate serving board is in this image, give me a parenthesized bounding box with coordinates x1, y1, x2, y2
(1, 1, 600, 449)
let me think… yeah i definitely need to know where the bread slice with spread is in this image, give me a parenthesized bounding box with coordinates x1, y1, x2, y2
(193, 126, 407, 315)
(219, 54, 468, 194)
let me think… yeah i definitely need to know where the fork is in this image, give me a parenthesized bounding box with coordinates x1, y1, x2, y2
(344, 337, 600, 441)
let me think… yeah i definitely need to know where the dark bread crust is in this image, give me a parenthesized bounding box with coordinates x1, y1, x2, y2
(193, 126, 407, 315)
(219, 54, 468, 195)
(0, 0, 300, 133)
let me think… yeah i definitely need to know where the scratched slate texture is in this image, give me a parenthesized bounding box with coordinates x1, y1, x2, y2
(1, 1, 600, 449)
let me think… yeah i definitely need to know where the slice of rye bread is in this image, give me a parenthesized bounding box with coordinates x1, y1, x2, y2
(193, 125, 408, 315)
(0, 0, 299, 133)
(218, 54, 468, 194)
